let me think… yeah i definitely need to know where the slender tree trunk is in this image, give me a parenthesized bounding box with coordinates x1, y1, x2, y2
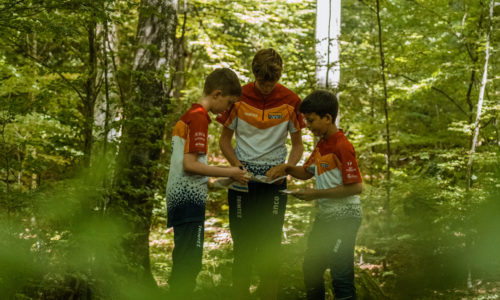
(102, 20, 111, 157)
(110, 0, 177, 287)
(375, 0, 391, 220)
(1, 93, 12, 194)
(465, 0, 493, 289)
(172, 0, 188, 100)
(315, 0, 341, 90)
(464, 5, 484, 126)
(370, 86, 376, 186)
(31, 148, 37, 190)
(315, 0, 341, 128)
(495, 118, 499, 146)
(17, 150, 21, 187)
(466, 0, 493, 192)
(465, 70, 476, 124)
(83, 17, 99, 167)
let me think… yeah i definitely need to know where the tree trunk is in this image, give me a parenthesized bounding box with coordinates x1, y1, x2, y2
(466, 0, 492, 192)
(465, 0, 493, 289)
(172, 0, 188, 100)
(1, 93, 12, 194)
(315, 0, 341, 90)
(110, 0, 177, 287)
(102, 19, 111, 158)
(375, 0, 391, 220)
(164, 0, 188, 153)
(83, 17, 99, 167)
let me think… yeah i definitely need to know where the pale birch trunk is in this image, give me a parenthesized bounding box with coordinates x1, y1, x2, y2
(466, 0, 493, 191)
(315, 0, 341, 90)
(465, 0, 493, 289)
(315, 0, 341, 129)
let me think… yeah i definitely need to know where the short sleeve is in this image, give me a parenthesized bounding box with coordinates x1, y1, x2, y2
(336, 142, 362, 184)
(288, 97, 306, 133)
(216, 103, 238, 130)
(186, 112, 209, 154)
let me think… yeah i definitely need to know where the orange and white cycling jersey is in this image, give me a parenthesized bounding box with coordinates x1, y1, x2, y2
(216, 82, 305, 174)
(166, 104, 210, 227)
(304, 130, 363, 220)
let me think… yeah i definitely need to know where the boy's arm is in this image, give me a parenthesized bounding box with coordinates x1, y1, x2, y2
(183, 153, 248, 183)
(267, 163, 314, 180)
(287, 131, 304, 165)
(292, 182, 362, 201)
(219, 127, 244, 168)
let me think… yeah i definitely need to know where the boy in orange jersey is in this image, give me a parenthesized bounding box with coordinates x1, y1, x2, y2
(217, 48, 305, 299)
(166, 68, 248, 298)
(267, 90, 363, 300)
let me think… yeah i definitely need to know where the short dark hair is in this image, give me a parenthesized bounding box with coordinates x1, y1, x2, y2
(299, 90, 338, 123)
(203, 68, 242, 97)
(252, 48, 283, 82)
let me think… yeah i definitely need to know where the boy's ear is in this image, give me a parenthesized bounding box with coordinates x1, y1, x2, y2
(323, 113, 333, 123)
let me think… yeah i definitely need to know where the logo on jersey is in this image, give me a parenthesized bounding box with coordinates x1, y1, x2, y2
(268, 113, 282, 119)
(244, 112, 258, 118)
(320, 162, 329, 169)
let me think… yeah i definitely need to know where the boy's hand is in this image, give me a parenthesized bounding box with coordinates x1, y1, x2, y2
(290, 189, 316, 201)
(228, 167, 249, 184)
(266, 163, 289, 179)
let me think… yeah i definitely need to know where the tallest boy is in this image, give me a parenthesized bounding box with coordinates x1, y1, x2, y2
(217, 48, 305, 299)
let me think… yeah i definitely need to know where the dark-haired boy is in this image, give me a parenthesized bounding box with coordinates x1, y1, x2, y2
(217, 48, 305, 299)
(267, 90, 362, 300)
(166, 68, 249, 298)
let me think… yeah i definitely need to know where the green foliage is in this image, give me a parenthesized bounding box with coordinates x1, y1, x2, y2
(1, 0, 499, 298)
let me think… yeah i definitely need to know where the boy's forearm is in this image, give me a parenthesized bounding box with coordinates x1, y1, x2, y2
(183, 159, 234, 177)
(286, 164, 314, 180)
(220, 141, 241, 167)
(219, 128, 242, 167)
(287, 131, 303, 165)
(287, 144, 303, 166)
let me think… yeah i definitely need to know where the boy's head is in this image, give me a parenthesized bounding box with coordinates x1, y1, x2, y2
(203, 68, 241, 113)
(252, 48, 282, 95)
(299, 90, 339, 136)
(204, 68, 241, 97)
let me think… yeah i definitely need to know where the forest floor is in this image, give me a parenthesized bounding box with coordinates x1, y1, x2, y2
(149, 185, 500, 300)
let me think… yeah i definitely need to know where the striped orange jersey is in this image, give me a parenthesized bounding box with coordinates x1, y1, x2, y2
(216, 82, 305, 175)
(304, 130, 363, 220)
(166, 104, 210, 227)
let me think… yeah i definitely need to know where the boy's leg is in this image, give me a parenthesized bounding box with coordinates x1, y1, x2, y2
(169, 221, 204, 298)
(228, 188, 258, 297)
(328, 218, 361, 300)
(303, 219, 330, 300)
(255, 180, 287, 299)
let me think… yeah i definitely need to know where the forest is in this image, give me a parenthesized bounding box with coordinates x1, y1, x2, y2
(0, 0, 499, 299)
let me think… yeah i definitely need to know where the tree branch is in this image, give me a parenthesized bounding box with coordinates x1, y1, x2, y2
(16, 46, 86, 102)
(395, 73, 468, 116)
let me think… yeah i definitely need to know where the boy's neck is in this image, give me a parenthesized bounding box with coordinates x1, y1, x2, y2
(322, 124, 339, 140)
(198, 96, 211, 113)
